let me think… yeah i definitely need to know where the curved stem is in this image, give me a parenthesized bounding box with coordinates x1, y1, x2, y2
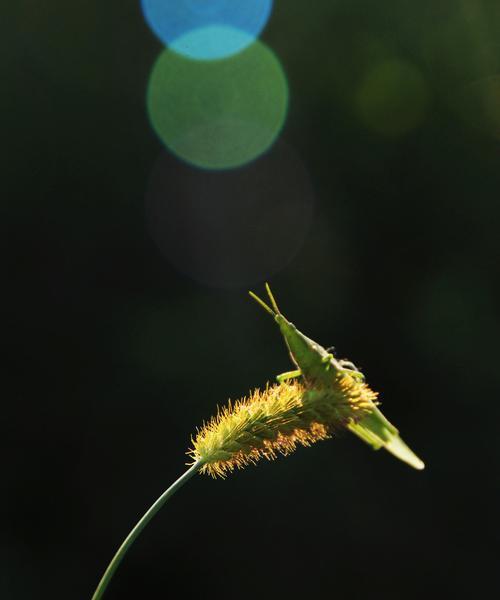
(91, 461, 202, 600)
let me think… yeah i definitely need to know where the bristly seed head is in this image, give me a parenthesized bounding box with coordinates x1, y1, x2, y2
(188, 376, 378, 478)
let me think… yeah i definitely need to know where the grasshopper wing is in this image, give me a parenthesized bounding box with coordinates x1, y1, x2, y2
(348, 406, 424, 470)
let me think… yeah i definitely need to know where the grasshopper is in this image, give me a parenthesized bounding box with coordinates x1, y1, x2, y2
(249, 284, 424, 470)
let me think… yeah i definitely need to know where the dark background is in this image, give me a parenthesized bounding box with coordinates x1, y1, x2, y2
(4, 1, 500, 599)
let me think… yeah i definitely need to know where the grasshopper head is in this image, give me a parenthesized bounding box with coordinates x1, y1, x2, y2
(249, 284, 331, 378)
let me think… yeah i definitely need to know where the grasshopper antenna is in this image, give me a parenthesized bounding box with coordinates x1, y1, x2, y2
(265, 283, 281, 315)
(248, 290, 275, 316)
(249, 283, 282, 317)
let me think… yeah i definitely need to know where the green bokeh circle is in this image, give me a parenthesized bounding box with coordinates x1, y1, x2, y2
(146, 41, 289, 170)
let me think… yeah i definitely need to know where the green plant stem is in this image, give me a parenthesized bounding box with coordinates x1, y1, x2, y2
(91, 461, 202, 600)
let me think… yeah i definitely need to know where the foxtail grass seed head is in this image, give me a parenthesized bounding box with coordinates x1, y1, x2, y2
(92, 288, 425, 600)
(188, 375, 377, 478)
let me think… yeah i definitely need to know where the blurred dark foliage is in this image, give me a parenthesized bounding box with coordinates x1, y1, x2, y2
(3, 1, 500, 599)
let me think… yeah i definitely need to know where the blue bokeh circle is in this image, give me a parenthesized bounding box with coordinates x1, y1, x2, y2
(141, 0, 274, 60)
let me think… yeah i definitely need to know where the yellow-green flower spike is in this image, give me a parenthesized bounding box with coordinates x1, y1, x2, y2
(188, 377, 377, 478)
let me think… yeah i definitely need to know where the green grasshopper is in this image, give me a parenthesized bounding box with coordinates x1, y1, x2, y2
(249, 284, 424, 470)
